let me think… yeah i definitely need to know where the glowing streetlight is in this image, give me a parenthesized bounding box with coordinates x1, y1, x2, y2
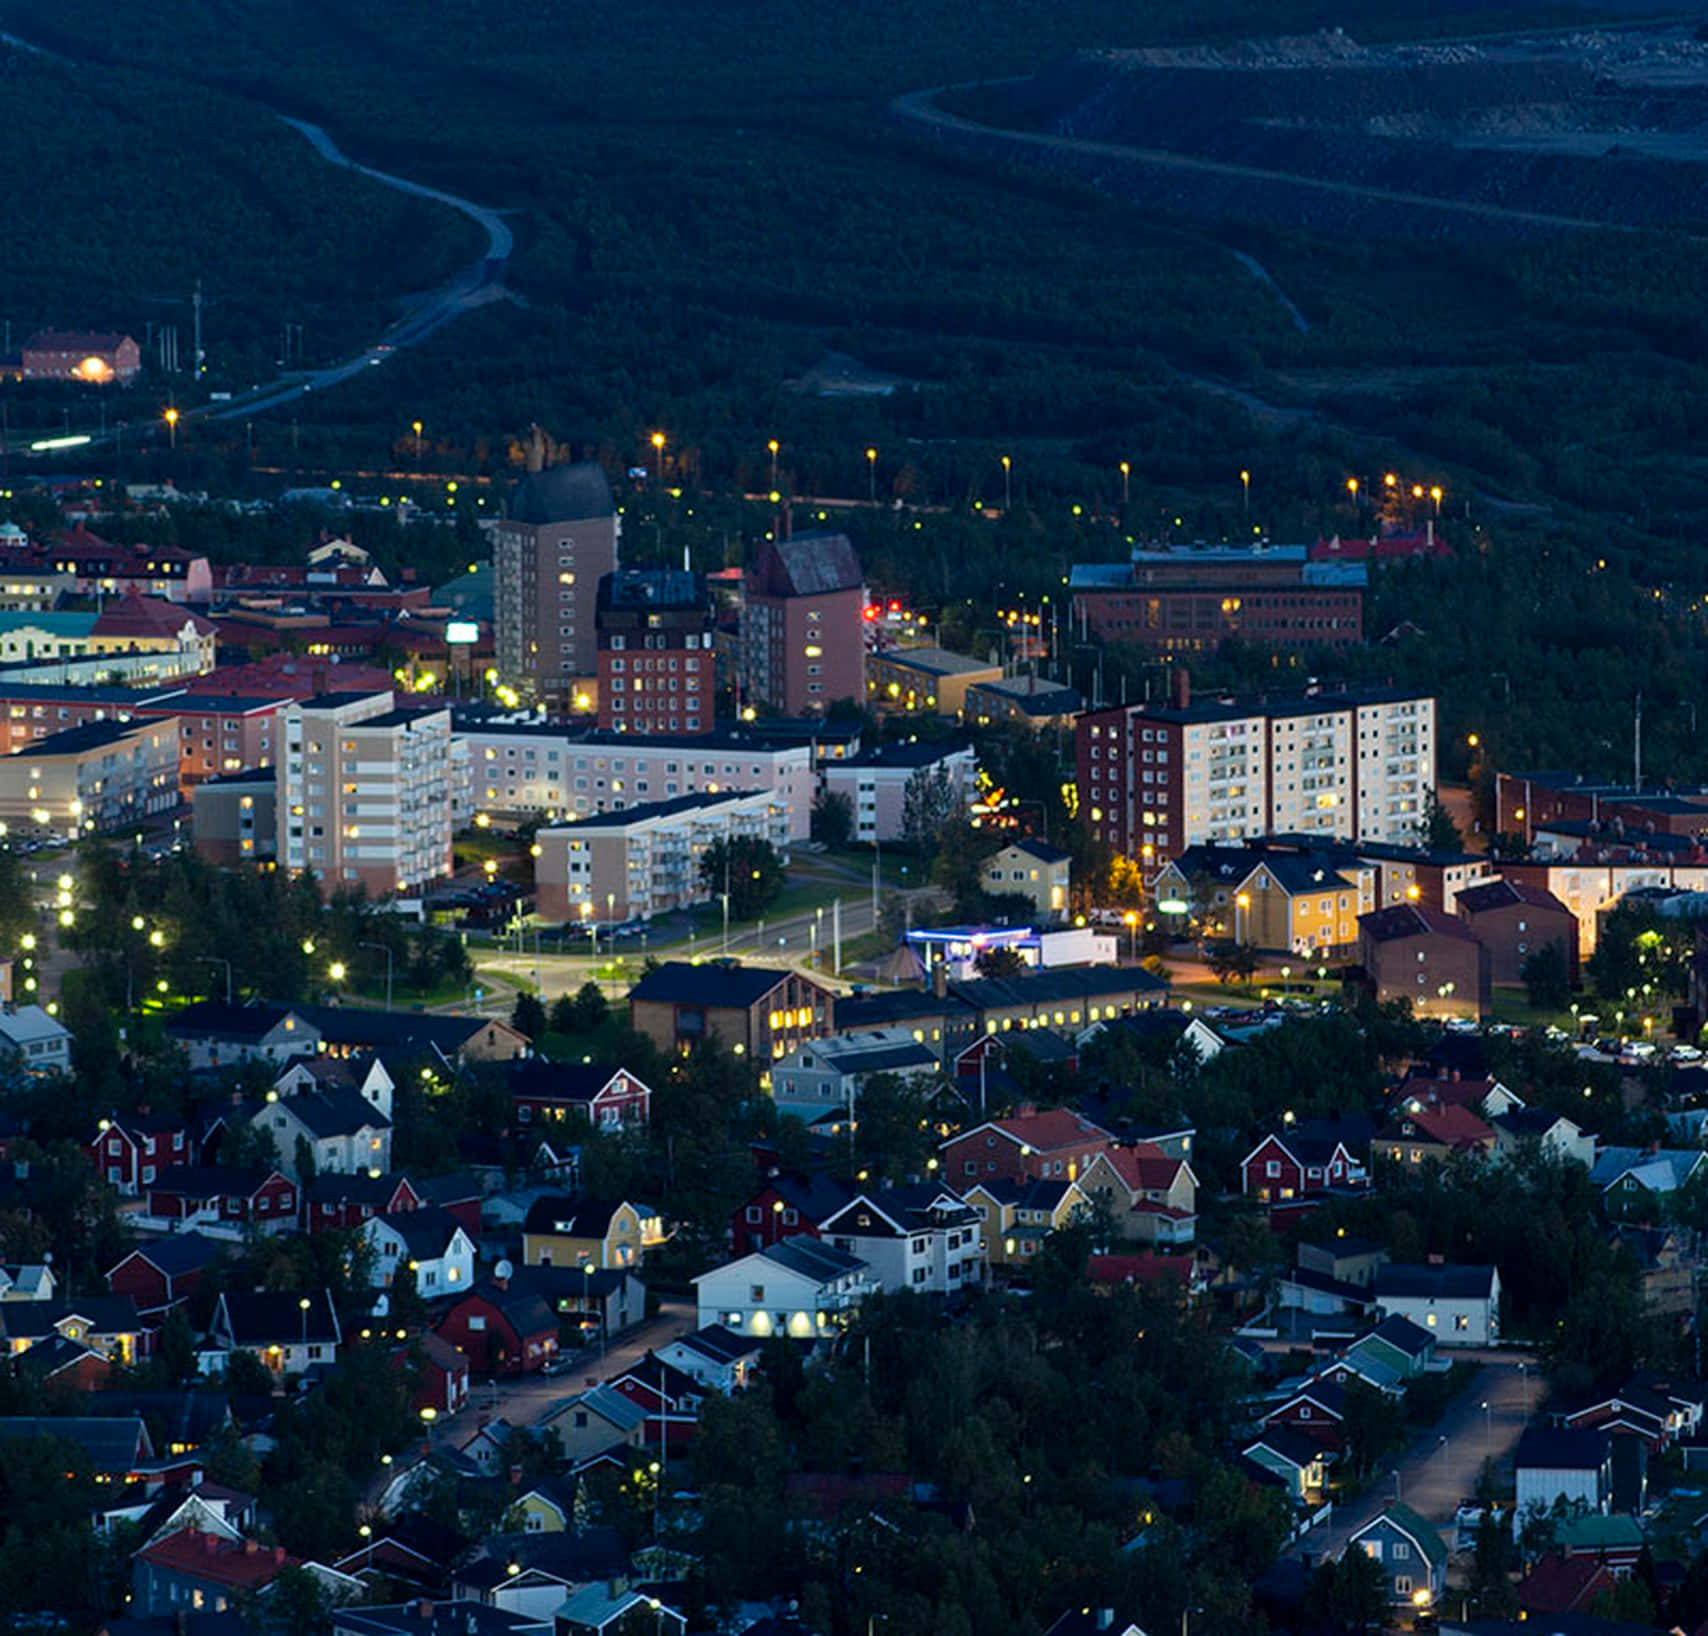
(1384, 472, 1398, 489)
(164, 406, 180, 449)
(411, 420, 423, 465)
(1346, 476, 1359, 505)
(1239, 468, 1250, 518)
(650, 430, 665, 481)
(767, 438, 779, 488)
(1119, 460, 1131, 504)
(866, 446, 877, 503)
(1001, 453, 1012, 510)
(1430, 484, 1444, 515)
(329, 961, 347, 984)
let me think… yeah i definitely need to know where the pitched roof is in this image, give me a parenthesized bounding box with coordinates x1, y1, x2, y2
(551, 1383, 647, 1434)
(1456, 877, 1572, 917)
(1011, 837, 1072, 865)
(628, 960, 804, 1009)
(751, 533, 862, 597)
(1359, 902, 1479, 943)
(449, 1279, 557, 1338)
(165, 1001, 308, 1042)
(1591, 1146, 1704, 1193)
(0, 1413, 152, 1472)
(1243, 1424, 1327, 1468)
(150, 1165, 283, 1199)
(1374, 1263, 1497, 1301)
(93, 592, 217, 640)
(1087, 1142, 1189, 1195)
(506, 462, 614, 527)
(1364, 1314, 1435, 1358)
(747, 1238, 866, 1284)
(134, 1529, 296, 1591)
(0, 1295, 143, 1340)
(216, 1289, 339, 1346)
(1519, 1551, 1618, 1614)
(951, 1107, 1113, 1155)
(290, 1003, 521, 1055)
(1352, 1502, 1448, 1568)
(523, 1196, 633, 1239)
(666, 1324, 762, 1366)
(372, 1205, 467, 1260)
(1377, 1103, 1495, 1150)
(272, 1086, 391, 1138)
(1516, 1427, 1610, 1471)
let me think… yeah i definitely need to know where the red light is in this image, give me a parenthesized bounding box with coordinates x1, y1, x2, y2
(863, 605, 879, 621)
(888, 599, 901, 613)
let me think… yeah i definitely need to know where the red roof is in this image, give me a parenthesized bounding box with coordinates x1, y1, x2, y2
(1518, 1551, 1615, 1614)
(975, 1107, 1113, 1154)
(134, 1529, 295, 1590)
(1093, 1142, 1187, 1195)
(93, 592, 216, 639)
(1383, 1104, 1495, 1150)
(1396, 1074, 1498, 1112)
(191, 657, 394, 698)
(26, 331, 133, 354)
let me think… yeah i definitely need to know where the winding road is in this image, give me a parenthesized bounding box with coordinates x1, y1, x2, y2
(201, 117, 514, 423)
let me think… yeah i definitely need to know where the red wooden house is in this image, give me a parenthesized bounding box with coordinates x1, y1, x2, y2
(401, 1331, 470, 1417)
(87, 1111, 195, 1197)
(1240, 1118, 1372, 1207)
(509, 1061, 653, 1130)
(939, 1106, 1115, 1187)
(106, 1233, 225, 1314)
(433, 1278, 560, 1377)
(607, 1353, 706, 1452)
(303, 1172, 421, 1234)
(1259, 1380, 1348, 1451)
(729, 1173, 852, 1255)
(146, 1166, 297, 1234)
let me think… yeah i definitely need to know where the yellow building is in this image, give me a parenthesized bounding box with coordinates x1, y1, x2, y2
(982, 838, 1072, 923)
(963, 1176, 1087, 1268)
(521, 1197, 665, 1270)
(866, 646, 1001, 717)
(1240, 853, 1375, 957)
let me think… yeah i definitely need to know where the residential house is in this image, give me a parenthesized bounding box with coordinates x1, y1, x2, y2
(87, 1111, 194, 1195)
(521, 1197, 663, 1270)
(1563, 1373, 1706, 1451)
(1343, 1314, 1437, 1382)
(940, 1107, 1115, 1188)
(692, 1238, 872, 1338)
(557, 1585, 686, 1636)
(145, 1167, 298, 1237)
(361, 1207, 477, 1297)
(453, 1527, 631, 1622)
(1041, 1611, 1146, 1636)
(0, 1003, 73, 1074)
(654, 1325, 764, 1394)
(1389, 1071, 1524, 1121)
(606, 1351, 706, 1450)
(207, 1289, 340, 1377)
(1357, 902, 1490, 1020)
(964, 1177, 1084, 1268)
(1516, 1428, 1612, 1518)
(1260, 1380, 1348, 1451)
(164, 1001, 320, 1071)
(412, 1331, 470, 1418)
(304, 1172, 422, 1235)
(817, 1185, 984, 1296)
(1492, 1107, 1596, 1168)
(1517, 1553, 1621, 1618)
(1346, 1503, 1449, 1609)
(248, 1086, 392, 1179)
(271, 1052, 395, 1118)
(1296, 1237, 1388, 1292)
(1610, 1224, 1699, 1317)
(982, 839, 1072, 924)
(0, 1262, 54, 1303)
(1241, 1425, 1329, 1507)
(1240, 1118, 1372, 1207)
(729, 1173, 853, 1256)
(509, 1060, 652, 1130)
(106, 1234, 225, 1315)
(1374, 1104, 1497, 1173)
(131, 1530, 298, 1616)
(0, 1413, 153, 1478)
(539, 1382, 649, 1463)
(510, 1263, 646, 1346)
(434, 1278, 560, 1376)
(768, 1028, 939, 1113)
(0, 1296, 151, 1365)
(1455, 877, 1579, 985)
(290, 1002, 529, 1065)
(628, 961, 836, 1062)
(1077, 1144, 1198, 1245)
(1373, 1263, 1501, 1347)
(1590, 1145, 1708, 1222)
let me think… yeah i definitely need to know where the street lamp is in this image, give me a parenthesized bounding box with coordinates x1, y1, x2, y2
(1430, 485, 1444, 515)
(1001, 453, 1012, 511)
(865, 446, 877, 503)
(329, 960, 348, 986)
(1481, 1399, 1491, 1464)
(768, 438, 779, 488)
(1124, 910, 1139, 963)
(299, 1295, 312, 1349)
(1120, 460, 1131, 504)
(359, 940, 396, 1010)
(1235, 892, 1250, 946)
(412, 420, 423, 465)
(196, 955, 233, 1005)
(164, 406, 180, 449)
(1240, 468, 1250, 517)
(650, 430, 666, 481)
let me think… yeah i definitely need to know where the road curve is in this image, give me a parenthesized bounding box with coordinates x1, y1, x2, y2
(891, 84, 1622, 236)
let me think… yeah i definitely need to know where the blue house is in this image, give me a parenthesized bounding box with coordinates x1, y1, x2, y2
(1346, 1502, 1448, 1610)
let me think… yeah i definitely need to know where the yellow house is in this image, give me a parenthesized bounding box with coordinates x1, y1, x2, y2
(1239, 853, 1375, 956)
(982, 839, 1072, 924)
(521, 1197, 665, 1270)
(1077, 1145, 1198, 1246)
(511, 1478, 583, 1534)
(963, 1176, 1087, 1267)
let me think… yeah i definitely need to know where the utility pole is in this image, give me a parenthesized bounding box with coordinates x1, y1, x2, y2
(192, 277, 204, 378)
(832, 896, 841, 976)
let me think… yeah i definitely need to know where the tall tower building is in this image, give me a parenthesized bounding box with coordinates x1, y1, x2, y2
(595, 569, 716, 735)
(740, 533, 864, 716)
(494, 459, 620, 713)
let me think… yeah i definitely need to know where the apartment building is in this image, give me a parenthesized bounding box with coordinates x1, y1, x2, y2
(595, 569, 715, 735)
(819, 738, 978, 844)
(456, 720, 817, 841)
(493, 460, 621, 712)
(278, 693, 452, 898)
(533, 789, 791, 923)
(1075, 674, 1434, 870)
(740, 533, 865, 715)
(192, 769, 277, 866)
(0, 717, 180, 839)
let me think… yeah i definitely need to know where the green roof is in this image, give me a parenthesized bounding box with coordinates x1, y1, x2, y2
(1554, 1513, 1644, 1552)
(0, 612, 97, 636)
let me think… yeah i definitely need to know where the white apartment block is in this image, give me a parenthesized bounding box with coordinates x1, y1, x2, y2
(819, 740, 979, 843)
(279, 692, 453, 898)
(533, 788, 792, 922)
(455, 722, 816, 842)
(1077, 686, 1435, 868)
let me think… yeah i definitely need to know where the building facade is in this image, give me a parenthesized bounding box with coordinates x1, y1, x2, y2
(0, 716, 180, 839)
(532, 789, 792, 922)
(740, 534, 864, 715)
(279, 693, 452, 897)
(819, 739, 978, 844)
(595, 569, 715, 735)
(493, 461, 621, 711)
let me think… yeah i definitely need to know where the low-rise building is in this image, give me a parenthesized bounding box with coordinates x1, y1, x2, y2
(628, 960, 835, 1061)
(768, 1027, 939, 1113)
(1358, 902, 1490, 1020)
(0, 716, 180, 839)
(533, 789, 791, 922)
(819, 737, 978, 844)
(982, 839, 1072, 923)
(1345, 1503, 1448, 1610)
(207, 1289, 340, 1377)
(1373, 1263, 1500, 1347)
(692, 1238, 873, 1337)
(1454, 877, 1579, 985)
(361, 1207, 477, 1297)
(866, 646, 1002, 717)
(964, 674, 1083, 731)
(521, 1197, 664, 1271)
(818, 1186, 984, 1295)
(964, 1176, 1085, 1267)
(0, 1004, 73, 1074)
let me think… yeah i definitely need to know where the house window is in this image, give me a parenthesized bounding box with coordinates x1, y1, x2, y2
(750, 1285, 765, 1303)
(1425, 1313, 1437, 1327)
(746, 1206, 762, 1224)
(1394, 1577, 1413, 1596)
(1392, 1543, 1410, 1560)
(573, 1411, 588, 1429)
(1455, 1314, 1470, 1331)
(1299, 1406, 1311, 1419)
(468, 1315, 486, 1332)
(1266, 1160, 1281, 1178)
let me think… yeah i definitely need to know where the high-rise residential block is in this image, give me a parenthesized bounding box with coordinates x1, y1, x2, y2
(740, 534, 864, 716)
(595, 569, 715, 735)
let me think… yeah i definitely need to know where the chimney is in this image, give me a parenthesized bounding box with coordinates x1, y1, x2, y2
(1170, 667, 1191, 710)
(508, 1463, 523, 1487)
(244, 1538, 259, 1555)
(493, 1269, 509, 1291)
(1097, 1613, 1115, 1633)
(932, 960, 948, 1000)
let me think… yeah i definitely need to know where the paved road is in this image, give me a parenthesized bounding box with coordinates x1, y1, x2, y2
(1300, 1356, 1536, 1562)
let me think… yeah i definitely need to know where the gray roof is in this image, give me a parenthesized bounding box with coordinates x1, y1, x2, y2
(0, 1414, 152, 1472)
(629, 960, 806, 1010)
(753, 533, 862, 597)
(1591, 1146, 1703, 1193)
(751, 1237, 867, 1284)
(273, 1086, 391, 1138)
(1516, 1427, 1610, 1471)
(1374, 1263, 1497, 1301)
(506, 462, 614, 526)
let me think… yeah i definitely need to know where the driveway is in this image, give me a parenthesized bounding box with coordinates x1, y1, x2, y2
(1300, 1356, 1537, 1562)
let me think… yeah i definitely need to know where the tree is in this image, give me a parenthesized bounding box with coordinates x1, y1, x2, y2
(973, 945, 1027, 979)
(1206, 940, 1259, 987)
(511, 990, 547, 1039)
(1522, 942, 1572, 1011)
(810, 788, 853, 849)
(1416, 789, 1463, 852)
(1466, 1508, 1519, 1620)
(900, 763, 962, 857)
(698, 836, 786, 921)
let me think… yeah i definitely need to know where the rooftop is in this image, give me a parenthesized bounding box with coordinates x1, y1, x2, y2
(506, 462, 615, 527)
